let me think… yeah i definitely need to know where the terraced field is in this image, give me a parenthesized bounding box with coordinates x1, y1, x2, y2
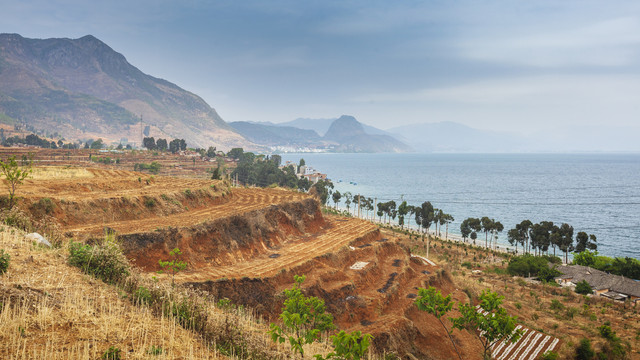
(64, 185, 309, 235)
(178, 216, 378, 280)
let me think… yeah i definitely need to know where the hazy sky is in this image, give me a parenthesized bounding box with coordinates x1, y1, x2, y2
(2, 0, 640, 142)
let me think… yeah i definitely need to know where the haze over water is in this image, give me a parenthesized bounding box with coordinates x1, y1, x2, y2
(282, 153, 640, 259)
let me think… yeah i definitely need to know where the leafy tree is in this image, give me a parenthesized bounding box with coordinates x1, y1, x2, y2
(332, 190, 342, 209)
(90, 138, 104, 149)
(481, 217, 493, 248)
(0, 155, 33, 209)
(179, 139, 187, 151)
(269, 275, 334, 358)
(573, 250, 598, 267)
(343, 192, 353, 215)
(158, 248, 187, 287)
(311, 179, 334, 206)
(156, 138, 168, 151)
(169, 139, 181, 153)
(316, 331, 373, 360)
(143, 137, 156, 150)
(414, 201, 435, 236)
(491, 221, 504, 250)
(397, 201, 409, 229)
(575, 280, 592, 295)
(517, 220, 533, 253)
(507, 228, 521, 254)
(507, 254, 561, 281)
(460, 219, 472, 242)
(442, 213, 454, 239)
(414, 287, 463, 360)
(557, 223, 574, 264)
(451, 290, 522, 360)
(575, 232, 597, 253)
(271, 154, 282, 167)
(206, 146, 217, 158)
(227, 147, 244, 160)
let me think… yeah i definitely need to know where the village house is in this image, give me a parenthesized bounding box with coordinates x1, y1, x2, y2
(555, 265, 640, 304)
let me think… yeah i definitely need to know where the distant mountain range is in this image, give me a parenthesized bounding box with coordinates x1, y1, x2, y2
(231, 115, 413, 153)
(388, 121, 530, 153)
(0, 33, 247, 149)
(276, 117, 391, 137)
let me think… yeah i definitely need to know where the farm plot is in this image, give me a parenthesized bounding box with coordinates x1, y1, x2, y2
(176, 217, 379, 281)
(64, 186, 310, 235)
(476, 305, 560, 360)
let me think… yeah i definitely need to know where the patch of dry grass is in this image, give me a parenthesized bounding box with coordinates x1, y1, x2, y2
(0, 228, 218, 359)
(29, 166, 94, 180)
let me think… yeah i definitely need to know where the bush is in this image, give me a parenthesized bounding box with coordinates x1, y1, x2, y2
(507, 254, 560, 281)
(550, 299, 565, 311)
(68, 235, 129, 284)
(0, 249, 10, 274)
(575, 280, 593, 295)
(541, 350, 559, 360)
(576, 338, 595, 360)
(30, 197, 56, 215)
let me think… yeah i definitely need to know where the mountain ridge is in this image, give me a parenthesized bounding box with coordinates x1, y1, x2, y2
(0, 33, 248, 149)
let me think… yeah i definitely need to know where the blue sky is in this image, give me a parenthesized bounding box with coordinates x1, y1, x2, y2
(2, 0, 640, 147)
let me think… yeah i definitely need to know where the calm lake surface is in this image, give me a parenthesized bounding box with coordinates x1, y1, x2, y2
(281, 153, 640, 259)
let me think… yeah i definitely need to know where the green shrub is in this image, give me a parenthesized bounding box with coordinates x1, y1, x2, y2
(576, 338, 595, 360)
(68, 235, 129, 284)
(575, 280, 592, 295)
(550, 299, 565, 311)
(101, 346, 121, 360)
(541, 350, 559, 360)
(566, 307, 579, 319)
(134, 286, 152, 305)
(144, 197, 156, 208)
(30, 197, 56, 215)
(507, 254, 560, 281)
(0, 249, 10, 274)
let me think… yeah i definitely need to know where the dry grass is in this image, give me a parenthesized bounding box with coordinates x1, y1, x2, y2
(0, 227, 219, 359)
(0, 226, 340, 360)
(391, 229, 640, 359)
(30, 166, 95, 180)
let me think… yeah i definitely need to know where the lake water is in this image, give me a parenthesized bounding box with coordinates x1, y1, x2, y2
(281, 153, 640, 259)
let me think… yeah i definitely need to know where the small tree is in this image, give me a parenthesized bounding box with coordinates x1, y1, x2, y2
(575, 338, 595, 360)
(575, 280, 592, 295)
(269, 275, 334, 358)
(316, 331, 373, 360)
(0, 155, 33, 209)
(158, 247, 187, 287)
(414, 287, 463, 360)
(451, 290, 522, 360)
